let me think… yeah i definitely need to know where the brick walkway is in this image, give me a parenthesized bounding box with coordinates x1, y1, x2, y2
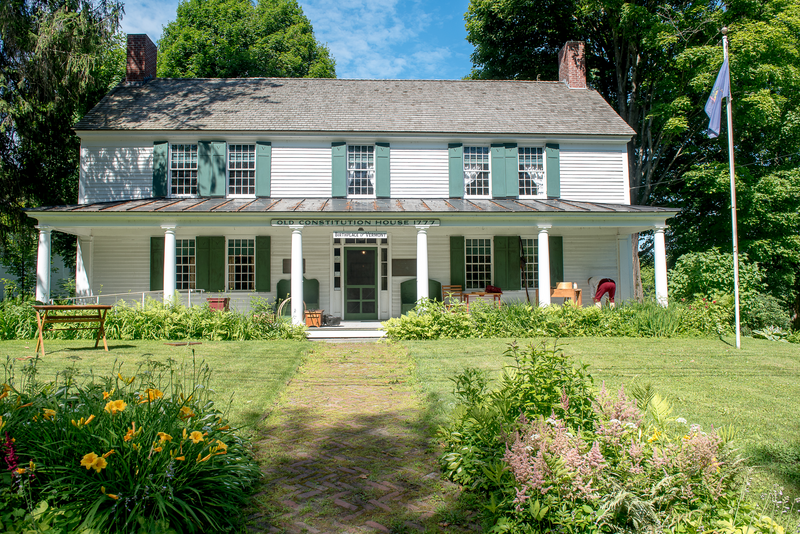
(249, 343, 476, 533)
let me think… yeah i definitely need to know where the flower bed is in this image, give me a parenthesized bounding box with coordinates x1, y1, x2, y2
(0, 356, 260, 532)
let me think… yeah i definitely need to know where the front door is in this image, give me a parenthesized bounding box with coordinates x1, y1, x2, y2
(344, 248, 378, 320)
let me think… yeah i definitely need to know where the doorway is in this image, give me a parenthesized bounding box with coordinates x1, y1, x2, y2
(344, 248, 378, 320)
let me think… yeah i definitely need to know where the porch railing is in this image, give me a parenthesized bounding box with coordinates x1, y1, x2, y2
(52, 289, 206, 308)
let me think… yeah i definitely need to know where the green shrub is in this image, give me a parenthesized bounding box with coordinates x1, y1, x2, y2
(1, 355, 260, 532)
(0, 298, 307, 341)
(742, 292, 793, 331)
(439, 342, 784, 533)
(383, 299, 732, 340)
(669, 248, 765, 302)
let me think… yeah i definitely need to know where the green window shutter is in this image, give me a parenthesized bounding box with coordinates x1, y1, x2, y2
(505, 143, 519, 198)
(549, 236, 564, 287)
(545, 143, 560, 198)
(448, 143, 463, 198)
(332, 142, 346, 198)
(375, 142, 390, 198)
(493, 236, 522, 291)
(150, 236, 164, 291)
(490, 144, 506, 198)
(198, 141, 226, 197)
(255, 236, 271, 292)
(153, 142, 168, 197)
(196, 236, 226, 291)
(449, 236, 465, 287)
(255, 142, 271, 197)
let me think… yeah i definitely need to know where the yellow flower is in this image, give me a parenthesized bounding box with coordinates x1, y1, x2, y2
(123, 422, 139, 442)
(102, 450, 116, 459)
(647, 430, 661, 443)
(151, 444, 163, 453)
(175, 455, 185, 461)
(138, 388, 164, 404)
(28, 460, 35, 470)
(80, 452, 108, 473)
(102, 389, 115, 400)
(104, 399, 127, 415)
(131, 443, 140, 451)
(43, 408, 56, 420)
(117, 373, 135, 385)
(189, 431, 204, 444)
(0, 383, 10, 400)
(211, 440, 228, 455)
(196, 452, 212, 463)
(15, 467, 26, 475)
(0, 415, 4, 431)
(101, 486, 119, 500)
(178, 406, 195, 420)
(157, 432, 172, 443)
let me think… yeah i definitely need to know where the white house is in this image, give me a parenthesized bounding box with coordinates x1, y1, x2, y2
(28, 35, 675, 325)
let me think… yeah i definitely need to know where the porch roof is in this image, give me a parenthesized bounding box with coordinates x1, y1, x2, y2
(28, 197, 678, 214)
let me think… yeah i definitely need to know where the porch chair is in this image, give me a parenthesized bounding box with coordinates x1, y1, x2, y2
(441, 284, 463, 310)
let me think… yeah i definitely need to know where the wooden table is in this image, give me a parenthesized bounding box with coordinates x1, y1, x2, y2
(550, 287, 582, 306)
(462, 292, 502, 310)
(33, 305, 113, 357)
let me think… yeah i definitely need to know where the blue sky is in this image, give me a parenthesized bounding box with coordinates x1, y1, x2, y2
(120, 0, 475, 79)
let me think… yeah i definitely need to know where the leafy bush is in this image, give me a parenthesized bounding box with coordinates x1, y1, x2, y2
(0, 298, 307, 341)
(742, 293, 793, 331)
(0, 355, 260, 532)
(669, 248, 765, 302)
(439, 342, 784, 533)
(383, 298, 732, 341)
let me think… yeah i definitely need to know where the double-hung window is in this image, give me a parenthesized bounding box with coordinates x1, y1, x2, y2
(520, 238, 538, 289)
(465, 238, 492, 290)
(176, 239, 196, 290)
(464, 146, 490, 197)
(518, 147, 545, 197)
(347, 145, 375, 196)
(170, 144, 198, 197)
(228, 144, 256, 197)
(227, 238, 255, 291)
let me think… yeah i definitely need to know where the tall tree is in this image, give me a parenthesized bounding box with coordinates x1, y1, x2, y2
(0, 0, 125, 292)
(158, 0, 336, 79)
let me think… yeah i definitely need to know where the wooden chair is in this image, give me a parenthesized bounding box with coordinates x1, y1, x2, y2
(441, 285, 463, 310)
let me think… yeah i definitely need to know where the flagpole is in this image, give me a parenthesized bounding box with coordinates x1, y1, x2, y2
(722, 27, 742, 349)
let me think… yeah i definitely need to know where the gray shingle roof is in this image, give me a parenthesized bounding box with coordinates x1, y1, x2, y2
(29, 198, 677, 214)
(74, 78, 635, 137)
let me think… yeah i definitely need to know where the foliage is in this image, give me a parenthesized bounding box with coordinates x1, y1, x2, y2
(0, 1, 125, 255)
(0, 298, 307, 341)
(669, 248, 765, 301)
(742, 292, 793, 332)
(438, 342, 783, 533)
(752, 326, 791, 343)
(158, 0, 336, 79)
(0, 354, 261, 532)
(382, 298, 732, 341)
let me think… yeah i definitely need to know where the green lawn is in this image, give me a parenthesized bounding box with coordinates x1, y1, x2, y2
(0, 339, 309, 430)
(406, 336, 800, 519)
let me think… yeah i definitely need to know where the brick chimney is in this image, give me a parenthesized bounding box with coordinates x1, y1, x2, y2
(558, 41, 586, 89)
(126, 34, 157, 83)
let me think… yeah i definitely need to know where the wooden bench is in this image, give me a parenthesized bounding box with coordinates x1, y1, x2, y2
(33, 305, 112, 357)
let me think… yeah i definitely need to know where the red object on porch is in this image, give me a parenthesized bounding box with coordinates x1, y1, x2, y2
(207, 297, 230, 311)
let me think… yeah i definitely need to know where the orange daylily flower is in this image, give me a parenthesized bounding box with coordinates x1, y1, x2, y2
(178, 406, 195, 420)
(157, 432, 172, 443)
(42, 408, 56, 420)
(196, 452, 212, 463)
(101, 486, 119, 500)
(80, 452, 108, 473)
(104, 399, 127, 415)
(71, 414, 96, 428)
(211, 440, 228, 454)
(138, 388, 164, 404)
(189, 431, 204, 444)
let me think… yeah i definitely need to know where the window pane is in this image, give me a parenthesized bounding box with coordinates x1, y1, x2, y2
(228, 144, 256, 196)
(465, 238, 492, 290)
(227, 238, 255, 291)
(521, 238, 538, 289)
(347, 145, 375, 196)
(464, 146, 490, 196)
(176, 239, 196, 290)
(171, 144, 198, 196)
(518, 147, 544, 196)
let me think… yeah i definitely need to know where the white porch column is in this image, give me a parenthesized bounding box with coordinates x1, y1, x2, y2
(416, 225, 429, 301)
(537, 225, 551, 306)
(35, 226, 52, 303)
(654, 225, 668, 307)
(162, 226, 177, 302)
(290, 225, 304, 325)
(616, 234, 634, 303)
(75, 236, 94, 298)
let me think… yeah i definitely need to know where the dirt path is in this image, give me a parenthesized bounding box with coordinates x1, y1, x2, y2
(249, 342, 477, 533)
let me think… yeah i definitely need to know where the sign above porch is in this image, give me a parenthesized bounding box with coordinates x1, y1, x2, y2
(271, 219, 440, 227)
(333, 232, 388, 239)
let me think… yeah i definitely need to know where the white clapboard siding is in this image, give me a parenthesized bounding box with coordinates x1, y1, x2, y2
(92, 236, 150, 296)
(271, 144, 332, 197)
(80, 145, 153, 204)
(559, 144, 628, 204)
(563, 235, 619, 303)
(270, 232, 330, 312)
(390, 143, 449, 198)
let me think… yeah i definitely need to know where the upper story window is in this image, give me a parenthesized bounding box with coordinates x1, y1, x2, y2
(170, 144, 198, 197)
(348, 145, 374, 197)
(464, 146, 490, 197)
(228, 144, 256, 197)
(518, 147, 545, 197)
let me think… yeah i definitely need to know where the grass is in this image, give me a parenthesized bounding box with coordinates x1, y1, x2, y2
(0, 339, 308, 432)
(406, 335, 800, 525)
